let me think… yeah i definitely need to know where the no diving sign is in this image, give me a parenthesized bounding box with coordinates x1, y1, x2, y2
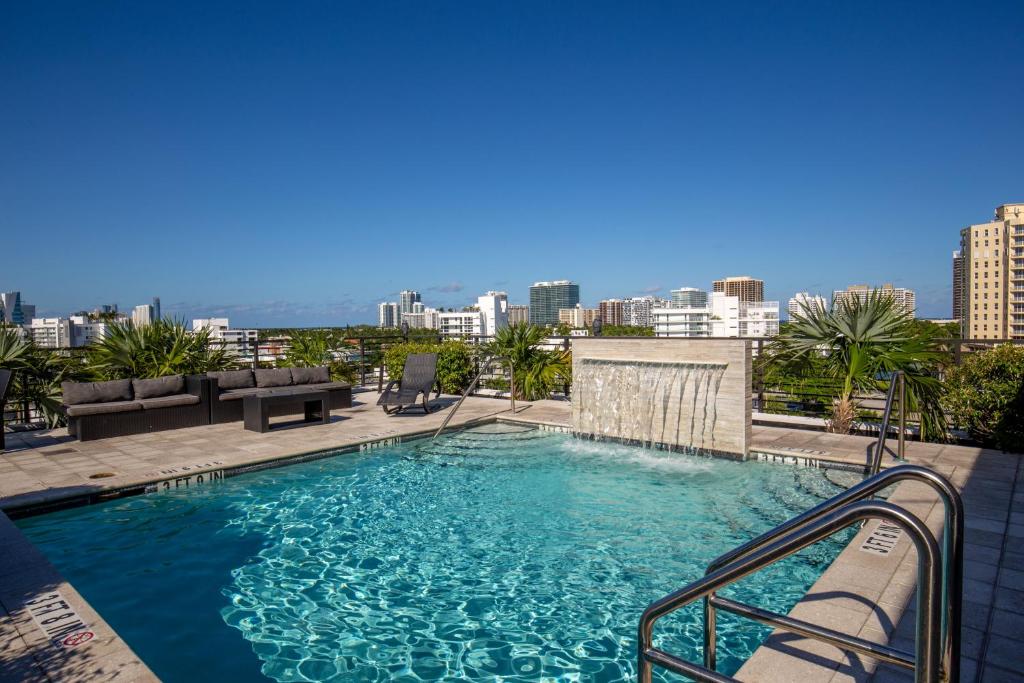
(25, 592, 95, 650)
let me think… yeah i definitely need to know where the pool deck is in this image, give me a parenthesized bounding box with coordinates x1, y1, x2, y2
(1, 393, 1022, 681)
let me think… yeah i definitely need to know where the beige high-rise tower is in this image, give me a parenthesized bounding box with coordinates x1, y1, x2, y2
(712, 276, 764, 302)
(958, 203, 1024, 340)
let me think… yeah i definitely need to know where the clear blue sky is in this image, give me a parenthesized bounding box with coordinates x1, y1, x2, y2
(2, 1, 1022, 326)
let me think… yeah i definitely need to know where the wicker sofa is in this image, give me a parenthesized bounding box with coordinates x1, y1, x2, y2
(207, 367, 352, 424)
(61, 375, 210, 441)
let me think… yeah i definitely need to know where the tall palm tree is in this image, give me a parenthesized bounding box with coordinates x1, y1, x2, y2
(763, 291, 947, 439)
(484, 323, 570, 400)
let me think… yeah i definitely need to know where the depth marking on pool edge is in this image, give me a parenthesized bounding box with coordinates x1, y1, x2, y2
(147, 468, 225, 492)
(25, 592, 95, 650)
(859, 521, 903, 556)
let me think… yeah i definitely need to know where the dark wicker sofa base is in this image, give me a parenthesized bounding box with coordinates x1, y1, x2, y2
(64, 376, 211, 442)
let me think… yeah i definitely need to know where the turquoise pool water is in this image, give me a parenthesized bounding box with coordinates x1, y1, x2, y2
(18, 424, 856, 682)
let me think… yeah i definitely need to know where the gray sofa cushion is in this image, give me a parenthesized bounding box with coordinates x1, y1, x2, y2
(255, 368, 293, 388)
(132, 375, 185, 399)
(65, 400, 142, 417)
(290, 367, 330, 385)
(219, 387, 262, 401)
(138, 394, 200, 410)
(62, 379, 133, 405)
(208, 369, 255, 390)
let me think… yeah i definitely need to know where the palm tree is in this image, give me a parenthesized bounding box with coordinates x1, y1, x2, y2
(762, 291, 947, 439)
(484, 323, 571, 401)
(281, 330, 356, 382)
(85, 319, 238, 379)
(1, 325, 89, 426)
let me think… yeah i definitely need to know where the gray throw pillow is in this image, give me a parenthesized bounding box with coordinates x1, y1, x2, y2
(255, 368, 293, 388)
(132, 375, 185, 399)
(208, 369, 255, 390)
(61, 378, 133, 405)
(290, 367, 330, 385)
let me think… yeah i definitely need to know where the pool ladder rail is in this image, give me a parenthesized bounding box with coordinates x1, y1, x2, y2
(637, 464, 964, 683)
(432, 354, 516, 440)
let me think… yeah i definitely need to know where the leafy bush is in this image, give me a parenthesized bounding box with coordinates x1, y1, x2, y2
(85, 319, 239, 379)
(281, 330, 356, 382)
(1, 325, 89, 426)
(483, 323, 571, 400)
(942, 345, 1024, 452)
(383, 340, 474, 394)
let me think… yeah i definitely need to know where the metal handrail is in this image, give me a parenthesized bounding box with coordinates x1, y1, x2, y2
(870, 371, 907, 476)
(638, 500, 944, 683)
(431, 355, 515, 439)
(701, 464, 963, 682)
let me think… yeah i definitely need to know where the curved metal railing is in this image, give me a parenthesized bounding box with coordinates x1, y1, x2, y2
(639, 464, 964, 683)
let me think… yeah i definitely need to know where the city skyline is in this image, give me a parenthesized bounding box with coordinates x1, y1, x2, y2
(4, 3, 1022, 326)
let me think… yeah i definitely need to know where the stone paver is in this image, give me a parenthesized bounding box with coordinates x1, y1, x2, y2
(2, 397, 1022, 681)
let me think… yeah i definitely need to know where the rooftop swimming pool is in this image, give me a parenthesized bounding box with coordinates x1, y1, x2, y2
(18, 424, 857, 682)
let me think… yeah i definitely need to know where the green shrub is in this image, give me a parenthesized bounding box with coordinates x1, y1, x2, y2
(942, 344, 1024, 452)
(383, 340, 474, 394)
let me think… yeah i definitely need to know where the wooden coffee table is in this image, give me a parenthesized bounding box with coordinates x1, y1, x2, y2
(243, 387, 329, 433)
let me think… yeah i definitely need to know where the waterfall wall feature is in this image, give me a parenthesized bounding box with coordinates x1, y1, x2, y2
(571, 338, 751, 458)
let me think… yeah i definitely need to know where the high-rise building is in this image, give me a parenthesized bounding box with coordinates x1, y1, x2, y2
(652, 292, 779, 338)
(69, 315, 109, 346)
(788, 292, 828, 319)
(508, 305, 529, 325)
(477, 291, 508, 336)
(670, 288, 709, 308)
(622, 296, 668, 327)
(529, 281, 580, 326)
(713, 276, 764, 303)
(403, 307, 440, 330)
(378, 302, 399, 328)
(598, 299, 625, 326)
(832, 284, 916, 316)
(192, 318, 259, 361)
(959, 203, 1024, 339)
(21, 304, 35, 321)
(399, 290, 421, 317)
(0, 292, 25, 325)
(152, 297, 161, 322)
(559, 304, 598, 328)
(131, 304, 154, 327)
(27, 318, 72, 348)
(952, 251, 964, 323)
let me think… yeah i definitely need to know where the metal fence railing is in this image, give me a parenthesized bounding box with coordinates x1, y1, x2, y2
(4, 333, 1022, 436)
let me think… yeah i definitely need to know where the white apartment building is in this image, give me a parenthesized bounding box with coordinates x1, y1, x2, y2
(402, 307, 440, 330)
(69, 315, 109, 347)
(27, 318, 73, 348)
(788, 292, 828, 319)
(378, 302, 399, 328)
(192, 318, 258, 361)
(623, 296, 669, 327)
(131, 304, 154, 327)
(477, 291, 509, 336)
(439, 311, 482, 338)
(653, 293, 779, 338)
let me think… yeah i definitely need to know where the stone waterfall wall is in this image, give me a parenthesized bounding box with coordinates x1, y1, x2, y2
(571, 338, 751, 458)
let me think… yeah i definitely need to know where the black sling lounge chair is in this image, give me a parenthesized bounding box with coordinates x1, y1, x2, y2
(377, 353, 441, 414)
(0, 369, 11, 452)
